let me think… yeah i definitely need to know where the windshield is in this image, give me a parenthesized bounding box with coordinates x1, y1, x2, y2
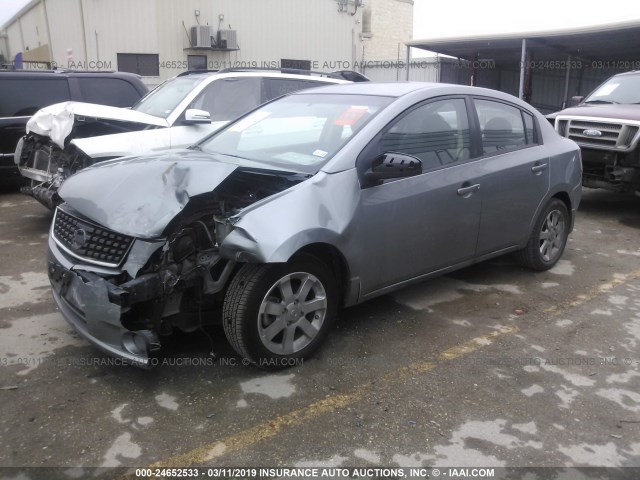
(584, 74, 640, 104)
(199, 94, 391, 171)
(131, 76, 206, 118)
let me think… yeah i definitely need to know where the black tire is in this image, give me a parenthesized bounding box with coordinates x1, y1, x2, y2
(516, 198, 570, 271)
(222, 254, 338, 370)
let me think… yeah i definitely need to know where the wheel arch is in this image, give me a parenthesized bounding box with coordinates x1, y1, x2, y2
(525, 186, 575, 246)
(543, 187, 575, 235)
(291, 242, 355, 308)
(552, 190, 573, 230)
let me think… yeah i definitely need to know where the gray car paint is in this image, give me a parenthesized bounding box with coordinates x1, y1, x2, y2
(49, 82, 582, 364)
(58, 151, 239, 239)
(222, 83, 581, 300)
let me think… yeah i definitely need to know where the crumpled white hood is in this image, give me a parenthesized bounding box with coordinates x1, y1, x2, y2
(26, 101, 168, 149)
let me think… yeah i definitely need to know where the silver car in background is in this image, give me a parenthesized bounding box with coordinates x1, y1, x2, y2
(47, 82, 582, 369)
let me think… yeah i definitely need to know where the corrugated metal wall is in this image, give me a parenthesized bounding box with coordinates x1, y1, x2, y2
(0, 0, 629, 110)
(82, 0, 159, 67)
(46, 0, 86, 65)
(2, 0, 367, 83)
(3, 2, 50, 65)
(14, 3, 47, 53)
(155, 0, 361, 82)
(363, 59, 623, 113)
(528, 67, 624, 113)
(5, 23, 22, 61)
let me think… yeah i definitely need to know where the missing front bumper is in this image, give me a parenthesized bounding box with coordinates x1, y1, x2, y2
(48, 259, 161, 368)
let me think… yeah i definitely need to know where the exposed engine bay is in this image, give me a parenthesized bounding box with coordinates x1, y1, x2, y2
(48, 167, 307, 364)
(152, 169, 307, 328)
(17, 115, 154, 209)
(17, 134, 94, 209)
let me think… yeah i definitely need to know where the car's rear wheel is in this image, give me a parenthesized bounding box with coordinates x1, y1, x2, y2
(516, 198, 569, 271)
(222, 254, 337, 369)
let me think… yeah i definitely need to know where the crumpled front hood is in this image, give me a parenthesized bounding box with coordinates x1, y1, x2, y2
(58, 150, 238, 239)
(550, 104, 640, 121)
(27, 101, 168, 149)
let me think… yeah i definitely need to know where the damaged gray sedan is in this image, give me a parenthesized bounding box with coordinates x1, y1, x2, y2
(48, 82, 582, 368)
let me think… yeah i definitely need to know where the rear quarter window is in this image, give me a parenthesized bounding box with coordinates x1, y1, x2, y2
(0, 78, 71, 117)
(77, 77, 142, 107)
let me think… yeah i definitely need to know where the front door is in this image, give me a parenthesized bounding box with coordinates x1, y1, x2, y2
(355, 97, 483, 296)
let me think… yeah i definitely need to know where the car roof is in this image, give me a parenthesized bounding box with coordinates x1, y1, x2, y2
(613, 70, 640, 77)
(0, 70, 141, 79)
(290, 81, 514, 98)
(178, 70, 350, 84)
(289, 81, 539, 115)
(291, 82, 429, 97)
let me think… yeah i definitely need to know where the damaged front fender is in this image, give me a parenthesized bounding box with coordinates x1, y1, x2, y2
(220, 170, 360, 264)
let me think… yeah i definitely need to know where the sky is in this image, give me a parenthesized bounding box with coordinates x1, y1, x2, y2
(2, 0, 640, 39)
(0, 0, 30, 29)
(412, 0, 640, 39)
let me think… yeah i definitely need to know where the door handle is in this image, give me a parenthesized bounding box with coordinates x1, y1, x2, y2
(457, 183, 481, 196)
(531, 163, 548, 173)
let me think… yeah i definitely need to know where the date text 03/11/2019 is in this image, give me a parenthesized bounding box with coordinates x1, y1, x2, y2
(134, 467, 497, 478)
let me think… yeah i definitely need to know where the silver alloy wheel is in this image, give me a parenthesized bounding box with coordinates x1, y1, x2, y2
(257, 272, 328, 355)
(539, 209, 566, 262)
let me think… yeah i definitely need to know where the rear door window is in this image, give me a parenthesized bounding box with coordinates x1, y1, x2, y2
(77, 77, 142, 107)
(0, 78, 70, 117)
(474, 99, 528, 154)
(191, 77, 262, 122)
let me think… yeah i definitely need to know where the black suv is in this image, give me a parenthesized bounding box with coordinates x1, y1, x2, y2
(0, 70, 148, 188)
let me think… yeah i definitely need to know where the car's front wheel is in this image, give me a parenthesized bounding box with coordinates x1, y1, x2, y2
(516, 198, 570, 270)
(222, 254, 338, 369)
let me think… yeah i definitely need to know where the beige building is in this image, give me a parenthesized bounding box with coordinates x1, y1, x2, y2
(0, 0, 413, 85)
(362, 0, 414, 62)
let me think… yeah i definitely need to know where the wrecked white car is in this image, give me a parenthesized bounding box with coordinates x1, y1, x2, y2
(47, 83, 581, 369)
(16, 69, 349, 209)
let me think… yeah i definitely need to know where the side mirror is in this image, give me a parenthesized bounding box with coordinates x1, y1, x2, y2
(568, 96, 584, 107)
(183, 108, 212, 125)
(364, 152, 422, 185)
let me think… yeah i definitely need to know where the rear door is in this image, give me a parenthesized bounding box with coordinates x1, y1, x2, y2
(471, 97, 550, 255)
(169, 77, 263, 148)
(0, 77, 71, 159)
(73, 77, 144, 107)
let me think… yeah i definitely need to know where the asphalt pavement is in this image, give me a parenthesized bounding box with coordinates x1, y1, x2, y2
(0, 188, 639, 477)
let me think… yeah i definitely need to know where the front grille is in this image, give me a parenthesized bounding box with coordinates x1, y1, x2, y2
(53, 208, 134, 267)
(567, 120, 621, 147)
(623, 126, 639, 146)
(562, 118, 640, 150)
(557, 120, 568, 137)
